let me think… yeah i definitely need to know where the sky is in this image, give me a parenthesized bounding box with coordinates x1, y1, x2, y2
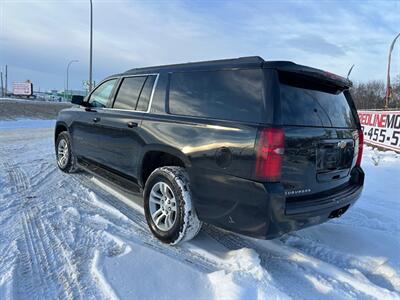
(0, 0, 399, 91)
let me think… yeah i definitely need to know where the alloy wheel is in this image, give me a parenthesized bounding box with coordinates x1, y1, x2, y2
(57, 138, 69, 168)
(149, 181, 177, 231)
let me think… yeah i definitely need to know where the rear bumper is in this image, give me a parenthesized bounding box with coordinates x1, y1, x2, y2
(194, 167, 364, 239)
(285, 183, 361, 216)
(264, 181, 363, 239)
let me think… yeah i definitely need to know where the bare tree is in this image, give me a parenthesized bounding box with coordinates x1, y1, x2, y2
(350, 78, 399, 109)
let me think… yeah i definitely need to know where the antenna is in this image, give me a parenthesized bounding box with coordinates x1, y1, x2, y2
(347, 64, 355, 79)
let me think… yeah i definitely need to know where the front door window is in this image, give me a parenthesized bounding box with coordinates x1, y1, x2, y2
(88, 79, 117, 108)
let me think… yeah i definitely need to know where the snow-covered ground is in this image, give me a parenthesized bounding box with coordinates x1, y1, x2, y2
(0, 119, 399, 300)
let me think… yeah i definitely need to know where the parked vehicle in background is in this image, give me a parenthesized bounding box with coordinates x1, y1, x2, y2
(54, 56, 365, 245)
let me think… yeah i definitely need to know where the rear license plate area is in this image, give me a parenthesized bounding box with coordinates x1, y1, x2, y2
(317, 140, 354, 172)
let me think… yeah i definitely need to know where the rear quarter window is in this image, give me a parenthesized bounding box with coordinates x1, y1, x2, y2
(168, 69, 263, 123)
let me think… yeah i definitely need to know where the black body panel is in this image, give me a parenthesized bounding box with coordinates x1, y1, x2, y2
(56, 56, 364, 239)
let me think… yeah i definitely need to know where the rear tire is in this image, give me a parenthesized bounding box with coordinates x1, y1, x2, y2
(55, 131, 78, 173)
(144, 166, 202, 245)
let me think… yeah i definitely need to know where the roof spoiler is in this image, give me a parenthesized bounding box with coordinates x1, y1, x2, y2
(263, 61, 353, 89)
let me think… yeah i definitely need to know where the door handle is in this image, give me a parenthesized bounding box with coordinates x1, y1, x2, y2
(127, 121, 138, 128)
(93, 117, 100, 123)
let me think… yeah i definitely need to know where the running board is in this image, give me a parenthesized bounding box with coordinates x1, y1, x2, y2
(77, 157, 142, 195)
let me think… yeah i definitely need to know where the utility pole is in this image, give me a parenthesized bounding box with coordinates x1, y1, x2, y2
(385, 33, 400, 109)
(89, 0, 93, 92)
(0, 71, 3, 97)
(5, 65, 8, 96)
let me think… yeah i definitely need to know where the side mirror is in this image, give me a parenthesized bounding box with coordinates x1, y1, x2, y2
(71, 95, 85, 106)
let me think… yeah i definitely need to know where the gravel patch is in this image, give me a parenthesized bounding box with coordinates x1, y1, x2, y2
(0, 99, 73, 120)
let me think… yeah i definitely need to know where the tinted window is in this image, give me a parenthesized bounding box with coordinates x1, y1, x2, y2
(88, 79, 117, 108)
(113, 76, 146, 110)
(280, 84, 356, 128)
(136, 75, 156, 111)
(169, 69, 263, 122)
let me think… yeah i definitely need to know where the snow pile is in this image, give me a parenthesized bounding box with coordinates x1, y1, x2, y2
(208, 248, 289, 300)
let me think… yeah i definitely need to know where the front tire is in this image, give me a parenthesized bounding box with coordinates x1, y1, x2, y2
(144, 166, 202, 245)
(55, 131, 78, 173)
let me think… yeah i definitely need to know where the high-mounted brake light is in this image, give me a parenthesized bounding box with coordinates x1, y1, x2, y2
(255, 128, 285, 181)
(324, 71, 345, 81)
(356, 129, 364, 167)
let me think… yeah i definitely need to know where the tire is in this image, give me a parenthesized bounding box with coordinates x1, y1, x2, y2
(55, 131, 78, 173)
(144, 166, 202, 245)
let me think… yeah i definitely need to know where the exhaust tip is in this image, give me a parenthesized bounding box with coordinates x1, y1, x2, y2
(329, 204, 350, 219)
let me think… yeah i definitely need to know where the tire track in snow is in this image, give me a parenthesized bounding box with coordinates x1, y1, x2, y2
(17, 209, 52, 299)
(0, 146, 89, 299)
(0, 160, 29, 195)
(29, 161, 58, 190)
(0, 150, 29, 299)
(0, 156, 145, 299)
(17, 207, 87, 300)
(37, 214, 84, 299)
(203, 225, 400, 299)
(282, 233, 400, 293)
(331, 209, 400, 236)
(0, 157, 31, 229)
(19, 178, 118, 298)
(0, 241, 18, 299)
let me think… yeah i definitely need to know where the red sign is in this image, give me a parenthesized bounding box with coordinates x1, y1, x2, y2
(358, 110, 400, 152)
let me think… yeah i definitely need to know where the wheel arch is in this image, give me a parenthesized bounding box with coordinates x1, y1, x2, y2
(54, 121, 69, 143)
(138, 145, 191, 188)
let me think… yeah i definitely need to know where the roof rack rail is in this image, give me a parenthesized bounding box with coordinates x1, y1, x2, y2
(123, 56, 265, 75)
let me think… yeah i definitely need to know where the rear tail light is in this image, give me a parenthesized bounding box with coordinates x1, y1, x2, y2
(356, 129, 364, 167)
(255, 128, 285, 181)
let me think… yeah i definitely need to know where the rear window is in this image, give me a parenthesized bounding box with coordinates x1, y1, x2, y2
(169, 69, 263, 122)
(279, 75, 356, 128)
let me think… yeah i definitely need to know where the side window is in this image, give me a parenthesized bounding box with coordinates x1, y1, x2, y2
(136, 75, 156, 111)
(113, 76, 147, 110)
(168, 69, 263, 122)
(88, 79, 117, 108)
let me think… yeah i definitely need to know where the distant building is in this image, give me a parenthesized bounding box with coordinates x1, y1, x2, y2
(34, 89, 87, 102)
(67, 90, 87, 97)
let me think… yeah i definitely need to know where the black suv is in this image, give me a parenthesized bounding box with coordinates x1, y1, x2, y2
(55, 56, 364, 244)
